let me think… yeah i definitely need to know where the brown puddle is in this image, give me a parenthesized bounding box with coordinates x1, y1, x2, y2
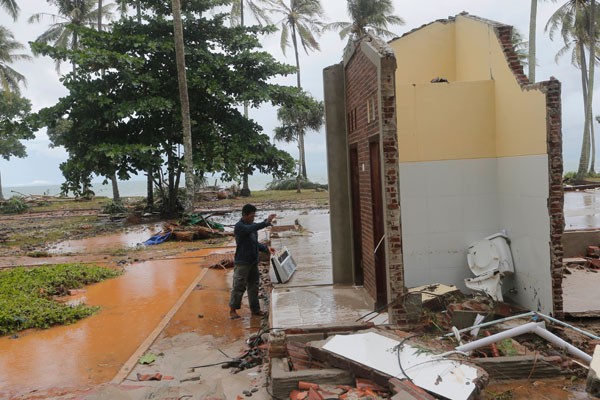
(48, 225, 161, 254)
(0, 247, 231, 398)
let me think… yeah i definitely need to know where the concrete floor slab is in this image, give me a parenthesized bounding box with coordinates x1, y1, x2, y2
(563, 267, 600, 313)
(271, 285, 388, 329)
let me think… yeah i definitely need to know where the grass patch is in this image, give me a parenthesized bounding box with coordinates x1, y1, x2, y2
(0, 264, 122, 335)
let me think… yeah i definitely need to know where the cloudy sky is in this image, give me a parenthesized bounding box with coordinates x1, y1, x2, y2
(0, 0, 592, 191)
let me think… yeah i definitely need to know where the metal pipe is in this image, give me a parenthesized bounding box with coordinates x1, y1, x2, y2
(533, 325, 592, 363)
(455, 322, 543, 353)
(534, 312, 600, 341)
(441, 311, 536, 338)
(451, 321, 592, 364)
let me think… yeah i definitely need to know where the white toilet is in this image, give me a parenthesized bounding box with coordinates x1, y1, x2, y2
(464, 233, 514, 301)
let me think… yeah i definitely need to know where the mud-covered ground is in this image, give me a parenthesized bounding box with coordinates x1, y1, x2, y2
(0, 192, 329, 266)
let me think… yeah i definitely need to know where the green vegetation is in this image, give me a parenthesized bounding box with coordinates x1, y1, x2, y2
(0, 195, 28, 214)
(266, 177, 328, 191)
(0, 263, 122, 335)
(101, 199, 127, 214)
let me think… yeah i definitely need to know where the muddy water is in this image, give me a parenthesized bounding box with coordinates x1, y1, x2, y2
(0, 247, 229, 397)
(48, 224, 161, 254)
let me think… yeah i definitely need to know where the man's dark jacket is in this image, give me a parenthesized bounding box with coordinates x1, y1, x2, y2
(234, 218, 271, 265)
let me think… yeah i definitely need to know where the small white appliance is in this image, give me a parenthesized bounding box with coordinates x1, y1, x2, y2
(269, 247, 297, 284)
(464, 233, 514, 301)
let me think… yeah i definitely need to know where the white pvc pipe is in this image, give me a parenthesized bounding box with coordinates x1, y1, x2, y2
(533, 325, 592, 363)
(453, 321, 592, 364)
(455, 322, 542, 353)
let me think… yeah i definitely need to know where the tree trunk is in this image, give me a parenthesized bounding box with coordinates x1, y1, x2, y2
(110, 172, 120, 201)
(136, 0, 142, 21)
(98, 0, 103, 31)
(588, 0, 597, 174)
(528, 0, 537, 82)
(241, 171, 251, 197)
(0, 170, 4, 201)
(291, 23, 307, 181)
(240, 0, 252, 196)
(171, 0, 195, 214)
(146, 166, 154, 210)
(299, 127, 307, 179)
(577, 40, 591, 179)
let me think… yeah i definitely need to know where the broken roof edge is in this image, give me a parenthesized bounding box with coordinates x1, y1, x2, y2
(388, 12, 546, 90)
(342, 32, 395, 68)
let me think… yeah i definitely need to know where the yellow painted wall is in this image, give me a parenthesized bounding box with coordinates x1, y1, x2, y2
(392, 15, 548, 161)
(390, 22, 456, 85)
(397, 81, 496, 162)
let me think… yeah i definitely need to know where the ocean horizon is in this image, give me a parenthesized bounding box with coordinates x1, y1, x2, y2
(2, 173, 329, 198)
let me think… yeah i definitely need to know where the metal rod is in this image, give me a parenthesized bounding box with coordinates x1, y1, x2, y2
(534, 312, 600, 341)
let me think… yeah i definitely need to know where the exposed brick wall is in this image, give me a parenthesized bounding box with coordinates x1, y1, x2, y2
(346, 46, 380, 302)
(542, 78, 564, 317)
(379, 56, 404, 323)
(494, 23, 564, 316)
(345, 39, 404, 323)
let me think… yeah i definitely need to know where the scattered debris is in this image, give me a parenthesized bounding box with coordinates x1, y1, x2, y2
(138, 352, 159, 365)
(136, 372, 162, 381)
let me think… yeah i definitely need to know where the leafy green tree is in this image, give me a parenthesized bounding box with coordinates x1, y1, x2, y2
(274, 91, 323, 190)
(28, 0, 114, 73)
(0, 27, 29, 94)
(230, 0, 273, 196)
(546, 0, 600, 179)
(325, 0, 403, 40)
(0, 0, 19, 20)
(0, 92, 33, 200)
(33, 0, 297, 215)
(269, 0, 325, 179)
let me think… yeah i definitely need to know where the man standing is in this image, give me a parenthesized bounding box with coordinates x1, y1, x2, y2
(229, 204, 276, 319)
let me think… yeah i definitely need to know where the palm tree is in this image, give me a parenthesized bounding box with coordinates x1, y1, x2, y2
(170, 0, 194, 214)
(546, 0, 600, 178)
(0, 27, 29, 94)
(0, 0, 19, 20)
(28, 0, 113, 73)
(325, 0, 403, 40)
(274, 92, 324, 190)
(269, 0, 325, 179)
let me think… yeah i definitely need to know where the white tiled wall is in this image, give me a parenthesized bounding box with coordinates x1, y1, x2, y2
(399, 155, 553, 313)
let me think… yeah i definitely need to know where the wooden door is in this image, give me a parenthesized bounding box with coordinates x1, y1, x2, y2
(349, 146, 364, 285)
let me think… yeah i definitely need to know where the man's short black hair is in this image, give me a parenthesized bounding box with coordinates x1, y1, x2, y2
(242, 204, 257, 216)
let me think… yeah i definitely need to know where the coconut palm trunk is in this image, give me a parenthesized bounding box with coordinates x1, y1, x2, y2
(588, 0, 597, 174)
(171, 0, 195, 214)
(577, 39, 592, 178)
(290, 23, 307, 179)
(0, 170, 4, 201)
(529, 0, 538, 82)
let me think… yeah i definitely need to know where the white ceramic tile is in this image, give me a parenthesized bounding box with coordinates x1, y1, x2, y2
(402, 233, 429, 255)
(400, 196, 430, 235)
(399, 162, 428, 199)
(426, 161, 463, 197)
(462, 194, 500, 231)
(427, 196, 464, 233)
(461, 158, 498, 195)
(404, 253, 433, 287)
(497, 155, 549, 196)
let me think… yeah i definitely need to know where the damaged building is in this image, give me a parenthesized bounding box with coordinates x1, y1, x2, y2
(324, 13, 564, 323)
